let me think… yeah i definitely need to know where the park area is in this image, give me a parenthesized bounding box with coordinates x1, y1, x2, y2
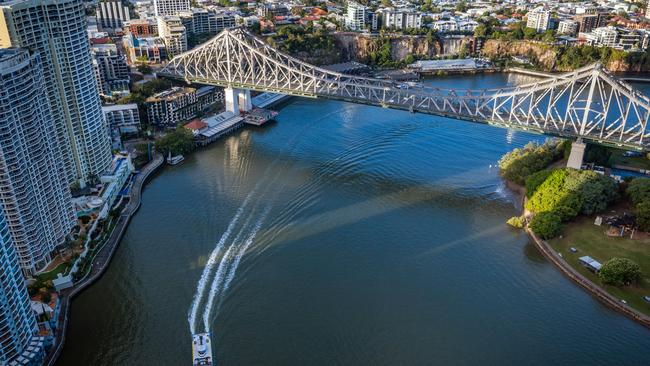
(548, 212, 650, 316)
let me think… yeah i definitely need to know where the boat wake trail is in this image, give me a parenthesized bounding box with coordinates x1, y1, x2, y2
(202, 205, 270, 332)
(188, 191, 254, 334)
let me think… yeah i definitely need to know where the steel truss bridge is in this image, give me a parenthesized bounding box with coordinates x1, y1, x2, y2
(160, 27, 650, 150)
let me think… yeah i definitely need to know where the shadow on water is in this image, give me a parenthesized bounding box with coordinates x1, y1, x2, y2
(523, 238, 547, 264)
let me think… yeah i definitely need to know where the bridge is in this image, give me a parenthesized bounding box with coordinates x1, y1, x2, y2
(159, 27, 650, 168)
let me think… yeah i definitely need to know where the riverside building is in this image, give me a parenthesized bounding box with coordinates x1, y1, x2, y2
(0, 211, 44, 365)
(146, 86, 219, 126)
(0, 0, 113, 186)
(0, 48, 76, 275)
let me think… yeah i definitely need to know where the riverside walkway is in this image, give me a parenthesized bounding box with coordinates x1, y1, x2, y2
(44, 153, 164, 366)
(527, 228, 650, 329)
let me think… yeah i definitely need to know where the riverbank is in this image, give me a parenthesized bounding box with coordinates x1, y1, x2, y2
(526, 227, 650, 329)
(44, 153, 164, 366)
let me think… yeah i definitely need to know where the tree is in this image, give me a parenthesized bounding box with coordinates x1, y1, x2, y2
(381, 0, 392, 7)
(137, 64, 152, 74)
(155, 128, 195, 156)
(474, 24, 489, 38)
(599, 257, 641, 286)
(525, 168, 618, 218)
(525, 169, 553, 198)
(529, 211, 563, 239)
(498, 141, 563, 185)
(584, 144, 611, 166)
(635, 201, 650, 231)
(523, 27, 537, 40)
(626, 178, 650, 205)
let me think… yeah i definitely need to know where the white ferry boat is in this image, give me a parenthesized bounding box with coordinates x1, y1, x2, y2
(192, 332, 213, 366)
(167, 151, 185, 165)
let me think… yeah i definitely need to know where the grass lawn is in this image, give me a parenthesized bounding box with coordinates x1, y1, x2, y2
(547, 215, 650, 316)
(608, 150, 650, 170)
(37, 262, 71, 282)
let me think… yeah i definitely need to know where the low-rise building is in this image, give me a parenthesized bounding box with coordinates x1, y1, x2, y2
(558, 20, 579, 36)
(146, 86, 219, 126)
(433, 19, 457, 32)
(257, 3, 289, 19)
(377, 8, 422, 30)
(102, 104, 141, 132)
(123, 19, 158, 37)
(98, 154, 135, 219)
(580, 26, 619, 48)
(123, 35, 168, 63)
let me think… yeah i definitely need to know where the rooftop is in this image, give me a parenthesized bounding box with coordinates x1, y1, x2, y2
(147, 87, 196, 102)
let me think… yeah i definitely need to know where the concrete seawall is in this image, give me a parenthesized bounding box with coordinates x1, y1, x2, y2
(44, 153, 164, 366)
(526, 228, 650, 329)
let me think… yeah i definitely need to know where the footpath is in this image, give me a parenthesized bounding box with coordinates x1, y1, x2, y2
(44, 153, 164, 366)
(526, 228, 650, 329)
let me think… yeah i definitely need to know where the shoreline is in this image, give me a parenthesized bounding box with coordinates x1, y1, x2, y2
(44, 153, 165, 366)
(525, 228, 650, 329)
(503, 172, 650, 328)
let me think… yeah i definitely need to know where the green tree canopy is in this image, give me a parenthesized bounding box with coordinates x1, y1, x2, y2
(525, 169, 553, 198)
(599, 257, 642, 286)
(498, 141, 564, 185)
(529, 211, 563, 239)
(525, 168, 618, 217)
(155, 128, 195, 156)
(626, 177, 650, 205)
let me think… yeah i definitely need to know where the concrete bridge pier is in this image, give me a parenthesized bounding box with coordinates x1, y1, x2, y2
(238, 89, 252, 112)
(566, 139, 586, 170)
(224, 87, 252, 114)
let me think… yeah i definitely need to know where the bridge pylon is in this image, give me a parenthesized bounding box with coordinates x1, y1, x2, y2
(566, 139, 586, 170)
(224, 87, 253, 114)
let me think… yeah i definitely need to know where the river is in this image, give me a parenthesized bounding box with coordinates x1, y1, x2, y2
(58, 73, 650, 365)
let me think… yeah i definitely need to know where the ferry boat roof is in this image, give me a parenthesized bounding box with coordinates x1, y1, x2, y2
(192, 332, 213, 366)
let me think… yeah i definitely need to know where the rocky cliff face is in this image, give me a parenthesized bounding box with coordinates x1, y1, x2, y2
(481, 39, 645, 72)
(333, 33, 444, 63)
(481, 40, 559, 70)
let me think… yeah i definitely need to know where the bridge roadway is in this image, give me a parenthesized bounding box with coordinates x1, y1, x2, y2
(508, 67, 650, 83)
(159, 28, 650, 152)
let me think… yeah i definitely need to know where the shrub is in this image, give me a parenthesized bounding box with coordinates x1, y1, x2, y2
(506, 215, 525, 228)
(525, 169, 553, 198)
(599, 257, 641, 286)
(566, 170, 618, 215)
(626, 178, 650, 205)
(498, 141, 563, 185)
(553, 205, 578, 221)
(525, 168, 618, 218)
(529, 211, 563, 239)
(525, 169, 579, 215)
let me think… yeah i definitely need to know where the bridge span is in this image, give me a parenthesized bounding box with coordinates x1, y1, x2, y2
(159, 27, 650, 165)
